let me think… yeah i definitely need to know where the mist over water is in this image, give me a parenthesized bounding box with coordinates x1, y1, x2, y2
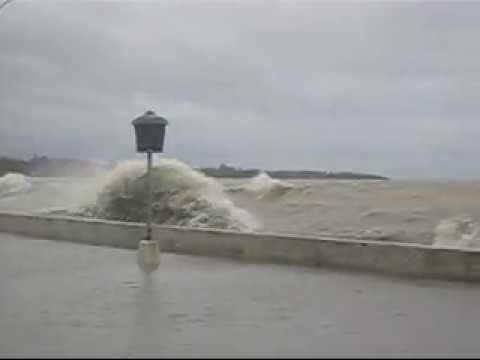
(0, 173, 31, 197)
(1, 159, 480, 248)
(0, 172, 97, 213)
(76, 159, 259, 231)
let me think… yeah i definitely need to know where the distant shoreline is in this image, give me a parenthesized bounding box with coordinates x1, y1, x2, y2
(199, 165, 389, 181)
(0, 156, 389, 180)
(203, 174, 389, 180)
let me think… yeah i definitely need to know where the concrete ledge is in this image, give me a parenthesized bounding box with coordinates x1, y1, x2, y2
(1, 211, 480, 281)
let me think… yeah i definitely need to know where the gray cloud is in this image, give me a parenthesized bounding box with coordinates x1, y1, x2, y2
(1, 0, 480, 179)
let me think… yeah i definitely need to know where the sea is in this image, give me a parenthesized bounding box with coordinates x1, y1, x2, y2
(1, 158, 480, 248)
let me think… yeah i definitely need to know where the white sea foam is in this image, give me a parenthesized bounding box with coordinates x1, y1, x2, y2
(228, 172, 296, 200)
(433, 215, 480, 248)
(0, 173, 31, 197)
(79, 158, 259, 232)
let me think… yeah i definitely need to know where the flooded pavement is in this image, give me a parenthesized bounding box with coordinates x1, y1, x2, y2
(1, 233, 480, 358)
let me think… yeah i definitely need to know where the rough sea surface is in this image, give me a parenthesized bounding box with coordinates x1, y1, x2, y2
(1, 159, 480, 248)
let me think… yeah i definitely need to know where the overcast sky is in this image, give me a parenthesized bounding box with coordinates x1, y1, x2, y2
(1, 0, 480, 179)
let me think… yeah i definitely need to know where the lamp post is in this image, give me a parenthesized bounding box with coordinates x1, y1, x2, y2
(132, 110, 168, 273)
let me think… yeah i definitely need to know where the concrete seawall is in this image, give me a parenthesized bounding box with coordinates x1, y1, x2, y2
(1, 211, 480, 281)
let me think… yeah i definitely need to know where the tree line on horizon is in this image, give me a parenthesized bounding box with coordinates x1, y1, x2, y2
(0, 156, 388, 180)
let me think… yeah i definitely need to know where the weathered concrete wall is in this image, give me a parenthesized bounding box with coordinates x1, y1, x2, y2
(1, 211, 480, 281)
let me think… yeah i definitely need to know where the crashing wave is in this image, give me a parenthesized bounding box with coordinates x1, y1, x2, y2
(73, 159, 258, 232)
(227, 172, 296, 200)
(0, 173, 31, 198)
(432, 215, 480, 248)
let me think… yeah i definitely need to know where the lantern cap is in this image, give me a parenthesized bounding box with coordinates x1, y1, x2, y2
(132, 110, 168, 126)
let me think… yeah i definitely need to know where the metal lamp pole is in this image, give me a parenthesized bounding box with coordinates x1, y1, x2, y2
(132, 110, 168, 273)
(146, 150, 153, 241)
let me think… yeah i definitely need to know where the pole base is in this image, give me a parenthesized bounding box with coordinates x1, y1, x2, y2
(137, 240, 160, 273)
